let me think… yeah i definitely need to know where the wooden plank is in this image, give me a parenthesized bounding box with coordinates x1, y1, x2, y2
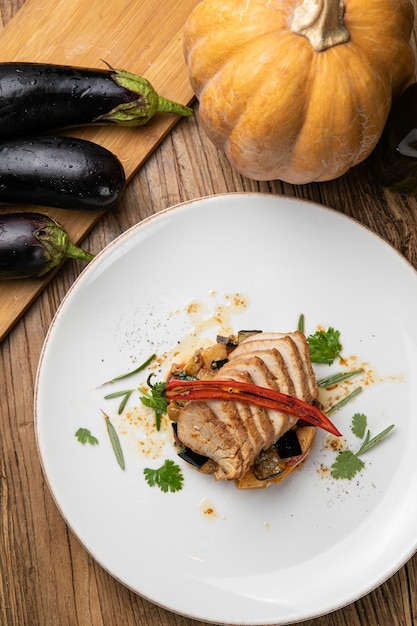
(0, 0, 200, 342)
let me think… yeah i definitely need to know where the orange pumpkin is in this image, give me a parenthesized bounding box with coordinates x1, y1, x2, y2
(184, 0, 415, 184)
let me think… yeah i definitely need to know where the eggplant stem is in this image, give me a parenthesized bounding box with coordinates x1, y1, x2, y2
(156, 95, 193, 116)
(35, 223, 94, 275)
(64, 240, 94, 263)
(97, 68, 193, 126)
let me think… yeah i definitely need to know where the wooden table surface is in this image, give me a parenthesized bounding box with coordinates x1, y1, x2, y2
(2, 1, 417, 625)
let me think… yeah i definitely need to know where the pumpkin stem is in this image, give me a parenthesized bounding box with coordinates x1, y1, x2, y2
(290, 0, 349, 52)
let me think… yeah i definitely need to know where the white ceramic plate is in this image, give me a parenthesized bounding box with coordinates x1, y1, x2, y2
(35, 193, 417, 625)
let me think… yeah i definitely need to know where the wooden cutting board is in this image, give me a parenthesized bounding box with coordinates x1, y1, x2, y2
(0, 0, 200, 342)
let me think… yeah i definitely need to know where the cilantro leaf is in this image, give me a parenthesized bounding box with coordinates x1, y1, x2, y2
(140, 380, 168, 431)
(75, 428, 99, 445)
(331, 450, 365, 480)
(351, 413, 367, 439)
(144, 459, 184, 493)
(307, 327, 342, 364)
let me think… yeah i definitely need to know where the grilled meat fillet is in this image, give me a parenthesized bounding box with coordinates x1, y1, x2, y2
(176, 331, 318, 480)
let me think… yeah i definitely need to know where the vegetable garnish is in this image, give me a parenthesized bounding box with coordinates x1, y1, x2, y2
(330, 413, 395, 480)
(165, 378, 342, 437)
(326, 387, 363, 415)
(317, 369, 364, 388)
(298, 314, 342, 365)
(307, 327, 342, 364)
(102, 354, 157, 414)
(351, 413, 367, 439)
(355, 425, 395, 455)
(330, 450, 365, 480)
(143, 459, 184, 493)
(75, 428, 99, 445)
(104, 389, 134, 415)
(139, 374, 168, 431)
(100, 354, 156, 386)
(101, 410, 125, 470)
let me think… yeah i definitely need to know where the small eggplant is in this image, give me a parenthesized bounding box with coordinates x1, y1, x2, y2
(0, 62, 193, 138)
(275, 429, 303, 459)
(0, 212, 94, 279)
(0, 136, 126, 210)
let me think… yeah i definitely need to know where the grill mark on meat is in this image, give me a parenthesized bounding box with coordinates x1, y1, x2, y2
(222, 355, 280, 389)
(207, 399, 255, 465)
(235, 402, 265, 452)
(219, 356, 293, 448)
(264, 331, 317, 401)
(230, 331, 316, 403)
(178, 401, 244, 479)
(212, 367, 270, 453)
(244, 347, 296, 396)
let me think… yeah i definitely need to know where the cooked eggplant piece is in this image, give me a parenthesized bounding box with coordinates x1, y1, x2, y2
(253, 431, 302, 480)
(237, 426, 316, 489)
(216, 334, 238, 350)
(200, 342, 228, 370)
(237, 329, 262, 343)
(210, 358, 228, 370)
(275, 429, 303, 459)
(253, 446, 285, 481)
(215, 330, 262, 353)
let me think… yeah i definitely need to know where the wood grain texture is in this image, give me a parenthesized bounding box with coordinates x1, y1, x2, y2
(0, 0, 200, 341)
(1, 2, 417, 626)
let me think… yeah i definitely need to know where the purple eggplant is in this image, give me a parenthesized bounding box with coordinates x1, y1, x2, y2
(0, 62, 193, 138)
(0, 136, 126, 211)
(0, 212, 94, 279)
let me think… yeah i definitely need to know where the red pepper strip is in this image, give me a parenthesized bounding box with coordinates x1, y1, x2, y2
(165, 378, 341, 437)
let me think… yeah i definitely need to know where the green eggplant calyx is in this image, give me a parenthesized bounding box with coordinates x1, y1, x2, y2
(95, 68, 193, 126)
(35, 223, 94, 276)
